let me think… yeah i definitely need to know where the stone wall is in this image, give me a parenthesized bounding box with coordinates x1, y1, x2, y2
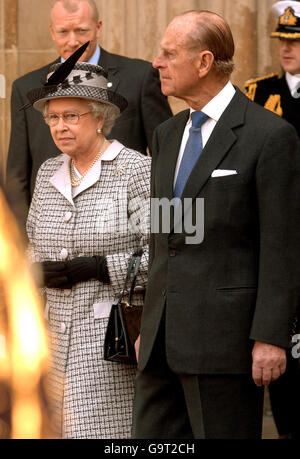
(0, 0, 281, 176)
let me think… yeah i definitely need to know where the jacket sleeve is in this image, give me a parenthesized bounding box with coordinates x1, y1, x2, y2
(6, 80, 32, 232)
(140, 65, 173, 154)
(250, 122, 300, 348)
(105, 155, 151, 295)
(148, 127, 159, 270)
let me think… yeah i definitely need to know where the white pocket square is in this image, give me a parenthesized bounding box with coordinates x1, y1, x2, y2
(211, 169, 238, 177)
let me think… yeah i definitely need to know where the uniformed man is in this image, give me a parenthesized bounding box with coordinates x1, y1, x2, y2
(245, 0, 300, 138)
(245, 0, 300, 440)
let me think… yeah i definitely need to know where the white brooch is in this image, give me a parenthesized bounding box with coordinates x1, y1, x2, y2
(114, 161, 127, 177)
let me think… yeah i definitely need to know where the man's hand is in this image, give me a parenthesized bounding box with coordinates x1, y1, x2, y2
(252, 340, 286, 386)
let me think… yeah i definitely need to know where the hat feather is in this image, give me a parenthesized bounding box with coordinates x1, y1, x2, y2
(45, 41, 90, 87)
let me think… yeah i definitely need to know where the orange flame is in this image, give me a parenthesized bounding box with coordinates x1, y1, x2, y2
(0, 189, 50, 438)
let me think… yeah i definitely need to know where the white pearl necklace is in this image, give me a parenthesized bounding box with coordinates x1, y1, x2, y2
(70, 139, 108, 187)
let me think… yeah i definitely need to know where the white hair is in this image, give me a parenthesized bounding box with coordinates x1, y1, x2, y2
(43, 99, 119, 136)
(87, 100, 119, 136)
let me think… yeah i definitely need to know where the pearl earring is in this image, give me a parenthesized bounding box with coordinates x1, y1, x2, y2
(97, 128, 102, 134)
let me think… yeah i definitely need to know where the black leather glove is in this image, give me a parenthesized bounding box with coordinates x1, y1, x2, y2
(33, 256, 110, 289)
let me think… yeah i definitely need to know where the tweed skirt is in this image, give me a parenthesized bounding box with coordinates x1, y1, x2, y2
(47, 307, 136, 439)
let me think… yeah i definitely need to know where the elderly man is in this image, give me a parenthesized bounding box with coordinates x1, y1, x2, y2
(245, 0, 300, 440)
(6, 0, 172, 232)
(132, 10, 300, 439)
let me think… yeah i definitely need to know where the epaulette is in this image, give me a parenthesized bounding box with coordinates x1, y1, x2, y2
(244, 73, 279, 101)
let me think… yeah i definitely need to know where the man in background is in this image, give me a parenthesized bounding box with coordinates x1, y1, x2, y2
(245, 0, 299, 137)
(245, 0, 300, 440)
(6, 0, 172, 231)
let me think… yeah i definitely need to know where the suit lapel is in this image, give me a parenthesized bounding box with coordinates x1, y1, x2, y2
(50, 155, 75, 207)
(181, 122, 237, 201)
(181, 88, 247, 202)
(166, 89, 248, 233)
(156, 110, 190, 201)
(98, 48, 121, 93)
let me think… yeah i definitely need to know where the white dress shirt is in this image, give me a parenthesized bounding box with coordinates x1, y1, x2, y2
(285, 72, 300, 98)
(174, 81, 236, 187)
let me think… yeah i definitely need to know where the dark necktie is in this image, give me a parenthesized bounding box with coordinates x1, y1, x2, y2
(173, 111, 208, 198)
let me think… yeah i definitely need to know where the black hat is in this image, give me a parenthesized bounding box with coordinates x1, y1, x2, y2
(24, 42, 128, 114)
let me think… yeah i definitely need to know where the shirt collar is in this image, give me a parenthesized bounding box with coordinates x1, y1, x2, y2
(100, 139, 125, 161)
(60, 45, 100, 64)
(71, 139, 124, 174)
(285, 72, 300, 93)
(189, 81, 236, 122)
(49, 139, 124, 203)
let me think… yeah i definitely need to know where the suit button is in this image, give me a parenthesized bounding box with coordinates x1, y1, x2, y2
(64, 211, 72, 222)
(169, 250, 176, 257)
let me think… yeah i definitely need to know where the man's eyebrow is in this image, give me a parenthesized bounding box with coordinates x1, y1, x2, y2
(161, 43, 176, 53)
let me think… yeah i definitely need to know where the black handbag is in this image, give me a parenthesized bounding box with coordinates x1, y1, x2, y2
(104, 252, 144, 364)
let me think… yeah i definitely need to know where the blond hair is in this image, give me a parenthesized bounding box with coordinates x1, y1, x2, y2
(51, 0, 99, 23)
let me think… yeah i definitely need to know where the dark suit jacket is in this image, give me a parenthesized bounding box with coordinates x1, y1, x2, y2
(6, 47, 172, 229)
(138, 88, 300, 375)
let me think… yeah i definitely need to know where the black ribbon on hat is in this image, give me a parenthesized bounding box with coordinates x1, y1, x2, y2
(20, 41, 90, 111)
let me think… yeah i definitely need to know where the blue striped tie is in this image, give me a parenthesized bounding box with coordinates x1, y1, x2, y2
(173, 111, 208, 198)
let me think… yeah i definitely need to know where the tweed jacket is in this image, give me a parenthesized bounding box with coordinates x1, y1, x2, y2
(27, 141, 151, 439)
(6, 48, 172, 232)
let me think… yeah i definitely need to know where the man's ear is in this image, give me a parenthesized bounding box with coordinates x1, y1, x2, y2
(96, 20, 102, 39)
(198, 51, 214, 77)
(49, 23, 55, 41)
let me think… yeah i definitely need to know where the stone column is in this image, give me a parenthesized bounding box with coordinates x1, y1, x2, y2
(223, 0, 257, 88)
(257, 0, 281, 77)
(0, 0, 18, 177)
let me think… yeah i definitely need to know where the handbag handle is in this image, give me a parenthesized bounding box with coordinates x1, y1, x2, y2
(127, 252, 142, 306)
(117, 251, 143, 306)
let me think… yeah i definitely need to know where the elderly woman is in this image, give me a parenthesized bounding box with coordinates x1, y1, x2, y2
(26, 60, 150, 439)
